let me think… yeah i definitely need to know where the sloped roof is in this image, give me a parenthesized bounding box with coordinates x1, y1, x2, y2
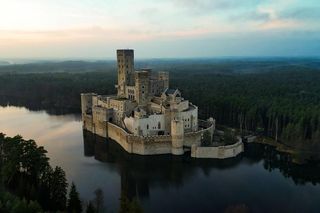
(164, 88, 179, 95)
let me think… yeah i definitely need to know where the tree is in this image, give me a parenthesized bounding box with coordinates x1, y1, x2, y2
(129, 199, 143, 213)
(119, 192, 143, 213)
(0, 134, 70, 212)
(86, 201, 96, 213)
(67, 182, 82, 213)
(94, 188, 104, 213)
(49, 166, 68, 211)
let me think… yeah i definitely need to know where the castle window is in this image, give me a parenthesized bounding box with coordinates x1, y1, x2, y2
(147, 124, 149, 129)
(142, 85, 145, 89)
(142, 91, 144, 94)
(158, 122, 161, 129)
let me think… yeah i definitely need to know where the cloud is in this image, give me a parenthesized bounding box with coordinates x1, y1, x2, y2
(280, 7, 320, 20)
(258, 19, 301, 30)
(171, 0, 259, 12)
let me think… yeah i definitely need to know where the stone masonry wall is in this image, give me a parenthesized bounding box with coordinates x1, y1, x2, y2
(191, 139, 244, 159)
(85, 115, 223, 157)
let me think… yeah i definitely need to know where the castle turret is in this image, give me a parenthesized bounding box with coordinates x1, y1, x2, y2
(158, 72, 169, 89)
(81, 93, 96, 116)
(117, 49, 134, 97)
(135, 69, 150, 107)
(171, 118, 184, 155)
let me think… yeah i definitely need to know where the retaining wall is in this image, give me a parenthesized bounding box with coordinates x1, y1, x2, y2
(191, 140, 244, 159)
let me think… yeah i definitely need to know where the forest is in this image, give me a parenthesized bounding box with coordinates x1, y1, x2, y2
(0, 58, 320, 151)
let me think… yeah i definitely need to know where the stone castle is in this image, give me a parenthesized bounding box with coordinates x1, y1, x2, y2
(81, 49, 242, 157)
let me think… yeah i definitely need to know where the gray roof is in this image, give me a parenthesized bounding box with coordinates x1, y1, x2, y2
(165, 88, 177, 95)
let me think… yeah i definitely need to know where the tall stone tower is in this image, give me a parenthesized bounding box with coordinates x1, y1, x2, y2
(158, 72, 169, 89)
(135, 69, 150, 107)
(171, 118, 184, 155)
(117, 49, 134, 97)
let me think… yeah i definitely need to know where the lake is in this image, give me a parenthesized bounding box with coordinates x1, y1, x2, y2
(1, 105, 320, 213)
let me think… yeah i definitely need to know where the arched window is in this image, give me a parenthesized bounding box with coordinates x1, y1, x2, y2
(158, 122, 161, 129)
(147, 124, 149, 129)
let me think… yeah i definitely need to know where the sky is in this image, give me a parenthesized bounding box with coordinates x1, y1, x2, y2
(0, 0, 319, 58)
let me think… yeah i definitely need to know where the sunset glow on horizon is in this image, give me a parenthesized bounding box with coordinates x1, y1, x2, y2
(0, 0, 319, 58)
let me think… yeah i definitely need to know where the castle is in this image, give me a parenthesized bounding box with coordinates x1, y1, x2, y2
(81, 49, 243, 157)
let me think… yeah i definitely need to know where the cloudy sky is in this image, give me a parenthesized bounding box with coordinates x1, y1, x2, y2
(0, 0, 319, 58)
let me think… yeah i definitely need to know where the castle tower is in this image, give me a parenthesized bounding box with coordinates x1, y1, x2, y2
(171, 118, 184, 155)
(117, 49, 134, 97)
(158, 72, 169, 89)
(81, 93, 96, 116)
(135, 69, 150, 107)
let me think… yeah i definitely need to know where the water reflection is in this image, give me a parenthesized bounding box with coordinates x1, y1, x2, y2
(245, 144, 320, 186)
(83, 130, 320, 212)
(1, 105, 320, 212)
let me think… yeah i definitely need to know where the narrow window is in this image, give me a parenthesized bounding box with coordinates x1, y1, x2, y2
(147, 124, 149, 129)
(158, 122, 161, 129)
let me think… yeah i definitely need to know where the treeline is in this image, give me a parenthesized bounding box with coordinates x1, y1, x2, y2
(0, 72, 116, 113)
(172, 68, 320, 149)
(0, 134, 143, 212)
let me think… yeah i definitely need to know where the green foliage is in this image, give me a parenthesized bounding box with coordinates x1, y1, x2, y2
(49, 166, 68, 211)
(119, 192, 143, 213)
(0, 134, 68, 212)
(0, 191, 43, 213)
(67, 182, 82, 213)
(86, 201, 96, 213)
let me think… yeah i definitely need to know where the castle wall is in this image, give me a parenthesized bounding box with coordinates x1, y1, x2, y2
(107, 122, 172, 155)
(95, 120, 108, 138)
(86, 114, 225, 158)
(83, 114, 94, 132)
(128, 135, 172, 155)
(107, 122, 132, 153)
(191, 139, 244, 159)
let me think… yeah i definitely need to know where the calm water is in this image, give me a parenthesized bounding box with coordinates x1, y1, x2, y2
(1, 105, 320, 213)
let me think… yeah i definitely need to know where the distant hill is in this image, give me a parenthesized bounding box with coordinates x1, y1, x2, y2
(0, 60, 10, 66)
(0, 58, 319, 74)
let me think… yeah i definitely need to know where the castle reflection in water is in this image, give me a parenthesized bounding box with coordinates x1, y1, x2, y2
(82, 129, 320, 204)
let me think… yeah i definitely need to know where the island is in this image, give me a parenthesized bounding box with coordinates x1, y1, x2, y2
(81, 49, 243, 158)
